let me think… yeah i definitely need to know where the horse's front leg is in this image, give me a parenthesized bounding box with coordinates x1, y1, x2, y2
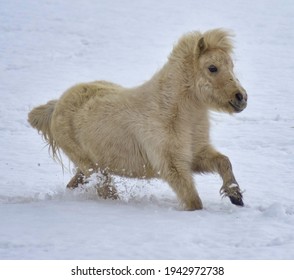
(192, 146, 244, 206)
(159, 158, 203, 210)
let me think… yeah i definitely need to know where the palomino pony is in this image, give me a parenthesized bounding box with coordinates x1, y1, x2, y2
(28, 29, 247, 210)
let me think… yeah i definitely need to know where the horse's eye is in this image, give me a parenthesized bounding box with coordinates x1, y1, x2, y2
(208, 65, 218, 73)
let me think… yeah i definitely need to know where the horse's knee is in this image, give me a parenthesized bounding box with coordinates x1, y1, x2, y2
(216, 155, 233, 174)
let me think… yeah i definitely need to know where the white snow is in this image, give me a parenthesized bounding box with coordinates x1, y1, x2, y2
(0, 0, 294, 260)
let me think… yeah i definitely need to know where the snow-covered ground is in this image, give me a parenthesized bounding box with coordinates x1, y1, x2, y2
(0, 0, 293, 259)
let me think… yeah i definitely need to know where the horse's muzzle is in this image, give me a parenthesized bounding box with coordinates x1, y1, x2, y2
(229, 91, 247, 112)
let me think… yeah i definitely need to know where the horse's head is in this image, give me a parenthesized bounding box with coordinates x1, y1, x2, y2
(195, 29, 247, 113)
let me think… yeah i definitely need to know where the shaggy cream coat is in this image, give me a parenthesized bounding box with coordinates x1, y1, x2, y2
(28, 29, 247, 210)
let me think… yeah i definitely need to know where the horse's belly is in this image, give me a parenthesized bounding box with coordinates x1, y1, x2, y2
(78, 121, 155, 178)
(91, 147, 156, 179)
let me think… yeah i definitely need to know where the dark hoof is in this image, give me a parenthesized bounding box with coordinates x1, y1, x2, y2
(229, 195, 244, 207)
(220, 184, 244, 207)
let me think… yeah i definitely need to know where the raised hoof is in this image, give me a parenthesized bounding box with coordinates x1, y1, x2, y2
(221, 184, 244, 207)
(229, 195, 244, 207)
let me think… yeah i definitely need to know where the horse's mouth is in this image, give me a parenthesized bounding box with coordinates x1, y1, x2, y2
(229, 101, 246, 113)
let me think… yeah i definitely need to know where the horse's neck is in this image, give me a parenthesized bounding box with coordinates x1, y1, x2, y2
(138, 62, 184, 99)
(132, 60, 207, 124)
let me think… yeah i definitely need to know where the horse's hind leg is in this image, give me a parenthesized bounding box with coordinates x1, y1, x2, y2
(67, 168, 119, 200)
(95, 171, 119, 200)
(67, 169, 85, 189)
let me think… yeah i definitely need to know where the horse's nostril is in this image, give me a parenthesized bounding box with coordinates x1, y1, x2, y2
(235, 92, 243, 102)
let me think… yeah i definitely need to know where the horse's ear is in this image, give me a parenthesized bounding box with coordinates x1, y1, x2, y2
(198, 37, 207, 54)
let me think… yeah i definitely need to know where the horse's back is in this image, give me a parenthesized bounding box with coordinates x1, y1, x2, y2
(52, 80, 123, 121)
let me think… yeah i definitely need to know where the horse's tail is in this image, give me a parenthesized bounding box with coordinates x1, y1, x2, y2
(28, 100, 61, 162)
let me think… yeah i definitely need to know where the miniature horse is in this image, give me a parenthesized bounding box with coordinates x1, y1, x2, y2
(28, 29, 247, 210)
